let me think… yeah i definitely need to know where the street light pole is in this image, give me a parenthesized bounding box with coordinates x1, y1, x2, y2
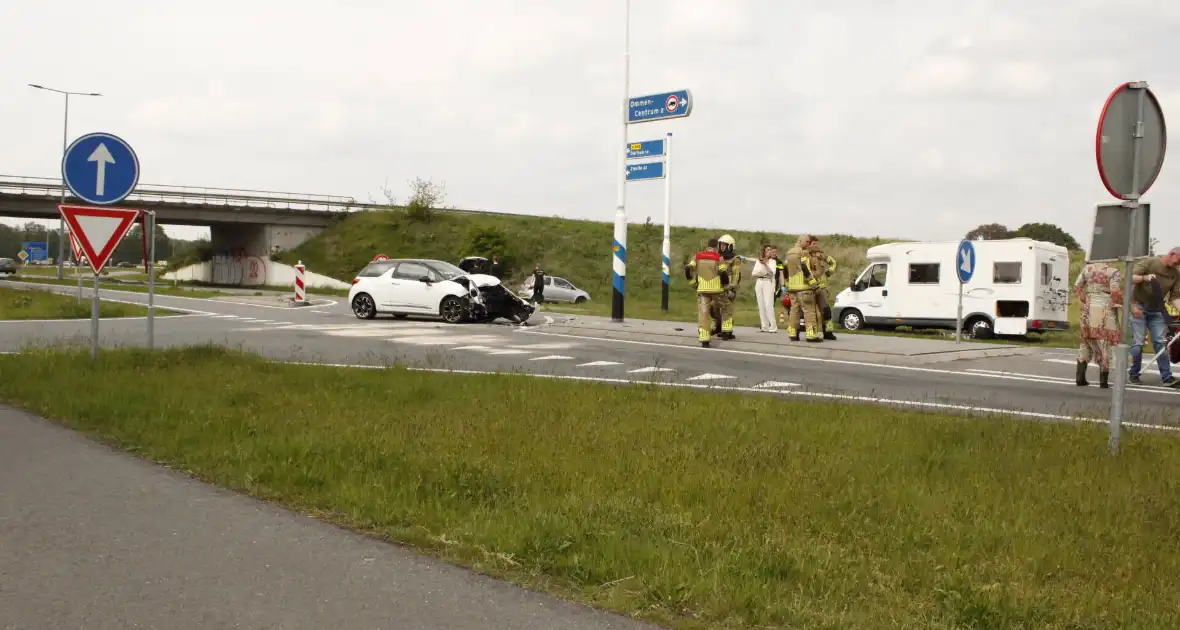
(28, 84, 103, 280)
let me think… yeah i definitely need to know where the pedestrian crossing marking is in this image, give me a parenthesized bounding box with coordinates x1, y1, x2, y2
(530, 355, 573, 361)
(629, 367, 674, 373)
(577, 361, 622, 367)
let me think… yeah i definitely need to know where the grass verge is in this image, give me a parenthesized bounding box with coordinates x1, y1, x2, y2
(0, 287, 178, 320)
(1, 346, 1176, 629)
(4, 276, 234, 299)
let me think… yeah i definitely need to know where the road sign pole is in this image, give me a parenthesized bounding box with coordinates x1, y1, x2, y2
(956, 282, 964, 344)
(611, 0, 630, 323)
(147, 211, 156, 350)
(1109, 84, 1149, 455)
(57, 94, 69, 281)
(91, 272, 100, 360)
(661, 132, 673, 312)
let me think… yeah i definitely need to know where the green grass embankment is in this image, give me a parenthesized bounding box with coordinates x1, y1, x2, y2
(276, 207, 1087, 346)
(0, 286, 177, 320)
(2, 345, 1178, 629)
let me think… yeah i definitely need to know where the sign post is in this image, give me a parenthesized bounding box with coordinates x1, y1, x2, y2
(623, 136, 673, 311)
(613, 85, 694, 323)
(68, 232, 84, 302)
(61, 130, 142, 360)
(1094, 81, 1168, 454)
(145, 210, 157, 349)
(662, 132, 673, 312)
(955, 240, 976, 344)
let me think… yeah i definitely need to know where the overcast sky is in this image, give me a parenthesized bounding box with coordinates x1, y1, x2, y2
(3, 0, 1179, 250)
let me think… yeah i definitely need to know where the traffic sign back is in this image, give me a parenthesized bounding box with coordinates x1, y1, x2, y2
(58, 204, 141, 274)
(1096, 82, 1167, 200)
(62, 132, 141, 205)
(956, 240, 976, 283)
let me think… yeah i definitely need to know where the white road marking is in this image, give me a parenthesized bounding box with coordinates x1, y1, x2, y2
(452, 345, 493, 351)
(518, 329, 1168, 389)
(577, 361, 622, 367)
(276, 362, 1171, 433)
(530, 355, 573, 361)
(966, 368, 1180, 396)
(1044, 357, 1162, 374)
(753, 380, 802, 389)
(629, 366, 674, 373)
(686, 373, 736, 381)
(486, 349, 531, 355)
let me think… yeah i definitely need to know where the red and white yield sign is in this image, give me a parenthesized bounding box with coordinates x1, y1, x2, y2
(1096, 81, 1167, 200)
(58, 204, 142, 275)
(373, 254, 389, 262)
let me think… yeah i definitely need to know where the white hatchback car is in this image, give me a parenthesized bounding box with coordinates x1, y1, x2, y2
(348, 258, 502, 323)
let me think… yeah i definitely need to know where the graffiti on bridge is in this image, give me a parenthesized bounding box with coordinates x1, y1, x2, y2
(211, 248, 267, 286)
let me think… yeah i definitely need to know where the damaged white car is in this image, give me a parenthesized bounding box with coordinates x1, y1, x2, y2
(348, 258, 533, 324)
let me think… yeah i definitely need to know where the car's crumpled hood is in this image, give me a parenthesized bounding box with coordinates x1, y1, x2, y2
(466, 273, 501, 288)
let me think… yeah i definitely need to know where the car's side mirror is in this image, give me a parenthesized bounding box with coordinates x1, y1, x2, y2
(419, 275, 432, 284)
(850, 281, 863, 292)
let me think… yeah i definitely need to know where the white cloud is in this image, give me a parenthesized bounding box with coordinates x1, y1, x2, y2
(2, 0, 1179, 250)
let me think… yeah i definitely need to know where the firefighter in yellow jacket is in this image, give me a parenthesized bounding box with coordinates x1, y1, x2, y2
(785, 235, 822, 342)
(714, 234, 741, 340)
(685, 238, 726, 347)
(808, 238, 839, 340)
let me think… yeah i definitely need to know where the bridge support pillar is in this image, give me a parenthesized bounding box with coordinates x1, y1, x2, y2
(200, 224, 323, 287)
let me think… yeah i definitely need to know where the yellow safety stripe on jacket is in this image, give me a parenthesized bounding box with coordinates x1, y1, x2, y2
(687, 254, 724, 293)
(784, 247, 814, 292)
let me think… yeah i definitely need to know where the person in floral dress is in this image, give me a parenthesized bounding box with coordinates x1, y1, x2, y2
(1073, 261, 1123, 388)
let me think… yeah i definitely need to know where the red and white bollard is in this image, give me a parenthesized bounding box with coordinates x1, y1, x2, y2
(294, 260, 308, 305)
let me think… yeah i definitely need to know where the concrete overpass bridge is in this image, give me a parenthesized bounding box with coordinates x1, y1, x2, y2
(0, 174, 389, 276)
(0, 174, 384, 286)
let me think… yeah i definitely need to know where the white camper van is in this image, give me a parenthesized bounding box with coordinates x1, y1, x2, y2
(832, 238, 1071, 339)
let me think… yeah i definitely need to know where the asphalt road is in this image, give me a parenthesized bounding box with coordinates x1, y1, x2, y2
(1, 280, 1177, 428)
(0, 407, 655, 630)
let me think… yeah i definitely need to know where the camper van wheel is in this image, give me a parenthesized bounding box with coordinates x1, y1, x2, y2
(966, 317, 994, 340)
(840, 309, 864, 331)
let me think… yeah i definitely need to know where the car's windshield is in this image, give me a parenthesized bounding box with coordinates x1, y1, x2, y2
(424, 260, 467, 279)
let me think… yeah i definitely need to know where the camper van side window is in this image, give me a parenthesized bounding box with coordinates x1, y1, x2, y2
(1039, 263, 1051, 285)
(908, 263, 940, 284)
(993, 262, 1022, 284)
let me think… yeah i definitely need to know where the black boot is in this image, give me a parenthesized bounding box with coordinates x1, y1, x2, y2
(1100, 371, 1109, 389)
(1076, 361, 1089, 386)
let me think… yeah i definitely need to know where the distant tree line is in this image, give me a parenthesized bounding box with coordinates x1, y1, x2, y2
(0, 220, 203, 264)
(965, 222, 1082, 251)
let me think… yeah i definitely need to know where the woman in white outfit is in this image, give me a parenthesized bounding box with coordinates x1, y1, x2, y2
(751, 244, 778, 332)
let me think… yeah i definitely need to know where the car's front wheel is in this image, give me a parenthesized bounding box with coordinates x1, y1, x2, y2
(439, 296, 466, 324)
(351, 293, 377, 320)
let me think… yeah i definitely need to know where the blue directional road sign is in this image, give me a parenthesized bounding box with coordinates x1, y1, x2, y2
(627, 90, 693, 124)
(956, 239, 976, 283)
(626, 139, 666, 159)
(626, 161, 665, 182)
(21, 241, 48, 262)
(62, 132, 140, 205)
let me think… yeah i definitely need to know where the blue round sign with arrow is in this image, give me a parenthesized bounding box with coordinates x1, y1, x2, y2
(956, 239, 976, 284)
(61, 132, 140, 206)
